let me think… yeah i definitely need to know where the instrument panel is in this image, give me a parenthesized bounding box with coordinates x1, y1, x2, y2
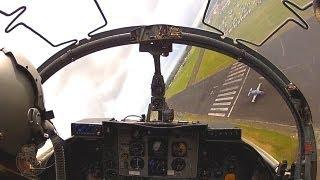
(102, 121, 206, 179)
(64, 119, 274, 180)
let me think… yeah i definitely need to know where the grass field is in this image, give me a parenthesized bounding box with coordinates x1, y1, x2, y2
(230, 0, 313, 43)
(239, 124, 297, 164)
(175, 112, 298, 164)
(195, 50, 234, 82)
(165, 48, 235, 99)
(165, 48, 200, 98)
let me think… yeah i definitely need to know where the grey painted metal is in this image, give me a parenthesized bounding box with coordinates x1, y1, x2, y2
(1, 48, 45, 111)
(0, 50, 38, 156)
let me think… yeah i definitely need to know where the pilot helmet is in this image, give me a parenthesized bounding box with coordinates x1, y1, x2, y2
(0, 49, 51, 158)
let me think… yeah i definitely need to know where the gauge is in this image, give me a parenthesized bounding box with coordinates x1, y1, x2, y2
(120, 153, 129, 160)
(171, 158, 186, 171)
(213, 168, 223, 178)
(224, 155, 237, 172)
(131, 129, 144, 139)
(172, 142, 187, 157)
(104, 150, 116, 158)
(153, 141, 162, 152)
(106, 170, 117, 177)
(130, 157, 144, 170)
(86, 162, 102, 179)
(129, 141, 145, 156)
(212, 162, 223, 178)
(105, 160, 116, 169)
(149, 139, 167, 157)
(148, 158, 167, 176)
(199, 168, 211, 178)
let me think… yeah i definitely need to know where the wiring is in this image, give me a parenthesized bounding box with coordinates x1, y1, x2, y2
(31, 161, 55, 170)
(0, 0, 108, 47)
(0, 0, 313, 48)
(235, 0, 312, 46)
(202, 0, 313, 47)
(121, 115, 144, 122)
(201, 0, 225, 36)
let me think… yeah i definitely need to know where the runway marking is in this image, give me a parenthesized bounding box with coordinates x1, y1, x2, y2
(233, 61, 242, 66)
(230, 64, 242, 69)
(210, 107, 229, 111)
(212, 102, 232, 106)
(227, 68, 251, 117)
(215, 96, 234, 102)
(280, 38, 285, 56)
(281, 63, 302, 72)
(233, 62, 241, 66)
(225, 73, 244, 82)
(208, 63, 250, 118)
(230, 65, 246, 73)
(220, 86, 239, 92)
(227, 68, 247, 78)
(223, 78, 243, 86)
(208, 112, 226, 117)
(217, 91, 237, 97)
(230, 63, 244, 69)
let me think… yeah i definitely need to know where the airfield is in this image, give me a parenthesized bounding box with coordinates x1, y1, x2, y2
(168, 61, 295, 126)
(168, 16, 320, 128)
(167, 15, 320, 176)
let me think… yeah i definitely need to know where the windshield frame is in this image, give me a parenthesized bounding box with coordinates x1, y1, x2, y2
(37, 24, 317, 179)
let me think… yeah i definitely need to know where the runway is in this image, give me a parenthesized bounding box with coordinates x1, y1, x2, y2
(168, 61, 295, 126)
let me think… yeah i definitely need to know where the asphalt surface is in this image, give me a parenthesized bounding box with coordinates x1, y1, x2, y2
(168, 62, 295, 126)
(257, 17, 320, 177)
(257, 17, 320, 128)
(168, 66, 228, 115)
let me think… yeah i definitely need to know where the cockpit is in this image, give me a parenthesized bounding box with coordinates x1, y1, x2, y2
(0, 1, 319, 180)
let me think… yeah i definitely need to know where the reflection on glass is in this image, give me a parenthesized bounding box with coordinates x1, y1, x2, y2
(203, 0, 313, 44)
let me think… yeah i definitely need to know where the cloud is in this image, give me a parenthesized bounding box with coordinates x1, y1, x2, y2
(43, 46, 132, 138)
(2, 0, 207, 139)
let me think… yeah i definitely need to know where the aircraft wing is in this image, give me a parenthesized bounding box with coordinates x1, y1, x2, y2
(251, 94, 257, 103)
(256, 83, 262, 91)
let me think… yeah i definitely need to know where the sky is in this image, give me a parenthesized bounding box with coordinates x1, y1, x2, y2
(0, 0, 207, 139)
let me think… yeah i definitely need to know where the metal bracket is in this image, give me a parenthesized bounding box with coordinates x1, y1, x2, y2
(286, 83, 312, 124)
(130, 25, 182, 42)
(27, 108, 48, 141)
(131, 25, 182, 56)
(0, 131, 4, 143)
